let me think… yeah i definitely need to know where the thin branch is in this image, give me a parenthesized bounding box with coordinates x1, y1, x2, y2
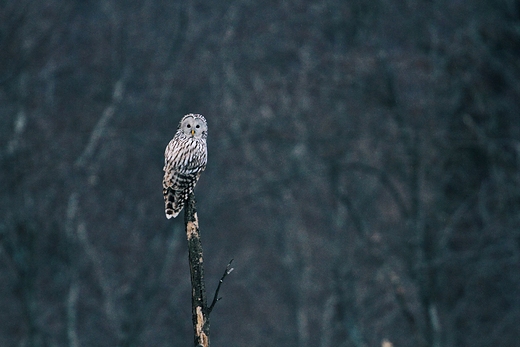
(207, 259, 234, 314)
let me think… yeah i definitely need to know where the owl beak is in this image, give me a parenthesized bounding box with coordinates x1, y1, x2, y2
(190, 129, 195, 136)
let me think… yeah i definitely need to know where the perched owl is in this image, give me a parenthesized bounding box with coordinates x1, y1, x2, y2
(163, 114, 208, 219)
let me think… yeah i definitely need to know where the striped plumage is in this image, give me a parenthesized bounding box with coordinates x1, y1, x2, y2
(163, 114, 207, 219)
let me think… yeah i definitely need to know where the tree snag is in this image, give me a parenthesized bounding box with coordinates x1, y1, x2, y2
(184, 193, 234, 347)
(184, 193, 210, 347)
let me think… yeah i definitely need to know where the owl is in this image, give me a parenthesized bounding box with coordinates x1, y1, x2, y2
(163, 113, 208, 219)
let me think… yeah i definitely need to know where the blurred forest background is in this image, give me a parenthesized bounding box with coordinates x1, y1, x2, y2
(1, 0, 519, 346)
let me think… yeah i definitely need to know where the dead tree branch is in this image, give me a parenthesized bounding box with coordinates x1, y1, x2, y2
(208, 259, 234, 314)
(184, 193, 210, 347)
(184, 193, 233, 347)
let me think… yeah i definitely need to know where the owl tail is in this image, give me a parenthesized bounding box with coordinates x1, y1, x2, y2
(164, 187, 183, 219)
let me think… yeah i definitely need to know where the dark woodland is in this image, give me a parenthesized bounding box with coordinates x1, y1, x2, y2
(1, 1, 519, 346)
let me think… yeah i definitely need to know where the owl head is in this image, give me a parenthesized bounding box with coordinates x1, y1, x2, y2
(178, 113, 207, 139)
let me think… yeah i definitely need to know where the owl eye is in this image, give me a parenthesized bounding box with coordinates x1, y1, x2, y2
(196, 125, 200, 128)
(186, 124, 191, 128)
